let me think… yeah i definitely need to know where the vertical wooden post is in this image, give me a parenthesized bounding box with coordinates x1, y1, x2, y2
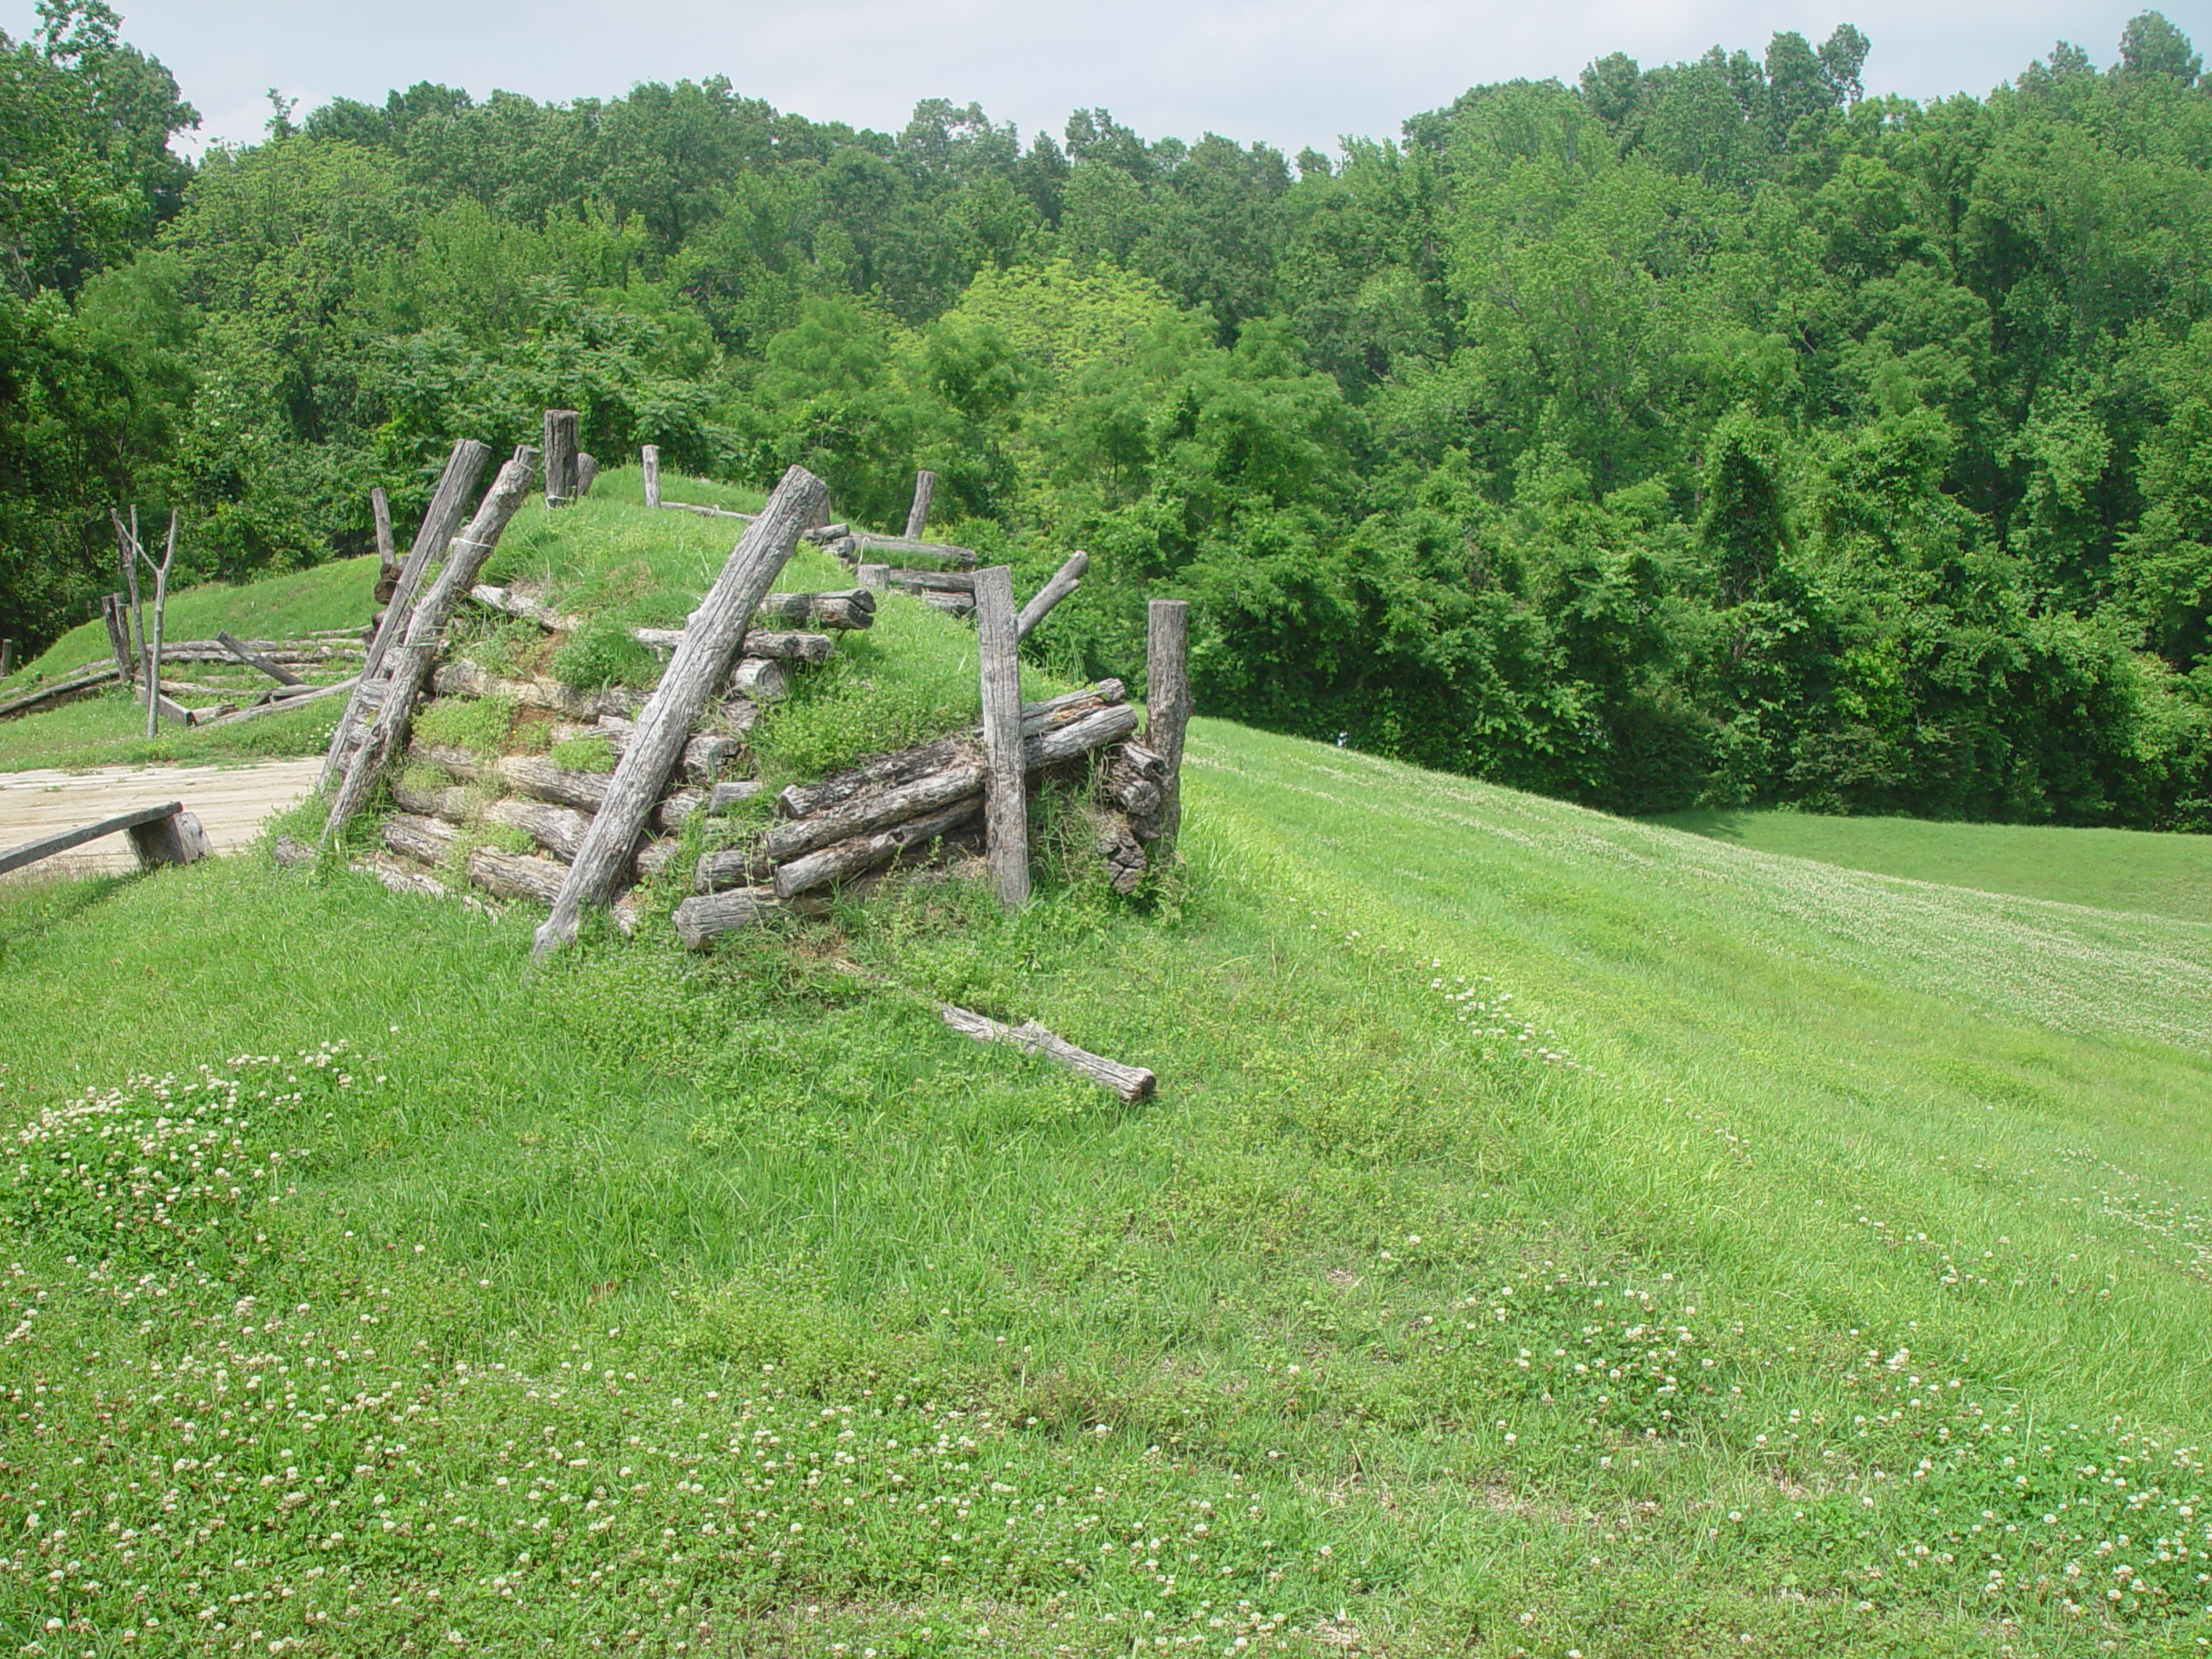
(905, 469, 936, 540)
(543, 410, 579, 506)
(534, 463, 829, 960)
(974, 564, 1030, 909)
(641, 444, 661, 509)
(320, 439, 492, 788)
(0, 639, 11, 679)
(575, 452, 599, 497)
(857, 563, 890, 593)
(142, 512, 177, 739)
(99, 595, 133, 681)
(1145, 598, 1190, 857)
(371, 486, 395, 584)
(112, 511, 145, 685)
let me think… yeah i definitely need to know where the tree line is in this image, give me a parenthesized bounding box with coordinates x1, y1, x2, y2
(5, 1, 2211, 825)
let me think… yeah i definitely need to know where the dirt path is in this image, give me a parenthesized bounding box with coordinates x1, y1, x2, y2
(0, 759, 321, 878)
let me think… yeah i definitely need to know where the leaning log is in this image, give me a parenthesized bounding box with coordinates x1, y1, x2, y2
(536, 463, 828, 957)
(771, 797, 982, 899)
(217, 630, 303, 686)
(1016, 550, 1088, 640)
(321, 438, 490, 787)
(904, 469, 936, 540)
(761, 759, 986, 865)
(938, 1003, 1155, 1102)
(382, 813, 459, 864)
(326, 446, 540, 839)
(575, 452, 599, 497)
(192, 677, 357, 730)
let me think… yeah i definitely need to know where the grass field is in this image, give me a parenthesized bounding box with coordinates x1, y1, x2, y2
(3, 476, 2208, 1656)
(1656, 808, 2212, 927)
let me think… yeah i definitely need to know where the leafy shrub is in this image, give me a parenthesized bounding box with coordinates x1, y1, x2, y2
(550, 620, 658, 690)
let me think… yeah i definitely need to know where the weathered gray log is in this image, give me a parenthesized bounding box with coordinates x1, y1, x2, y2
(130, 808, 210, 868)
(498, 753, 612, 811)
(1016, 550, 1089, 641)
(857, 563, 890, 593)
(543, 410, 579, 507)
(923, 594, 975, 618)
(938, 1003, 1156, 1102)
(761, 759, 986, 866)
(0, 639, 11, 679)
(536, 463, 829, 957)
(391, 772, 476, 819)
(354, 852, 446, 898)
(217, 630, 304, 686)
(0, 663, 119, 720)
(771, 683, 1126, 821)
(271, 834, 317, 869)
(904, 469, 936, 540)
(690, 847, 759, 892)
(974, 566, 1029, 909)
(1102, 742, 1166, 822)
(770, 797, 982, 900)
(1145, 598, 1191, 856)
(471, 585, 577, 631)
(736, 630, 833, 665)
(100, 594, 134, 681)
(575, 452, 599, 497)
(371, 486, 396, 595)
(468, 846, 567, 905)
(634, 839, 680, 879)
(640, 444, 660, 509)
(755, 589, 876, 629)
(802, 523, 851, 543)
(484, 797, 592, 862)
(1026, 702, 1139, 769)
(887, 569, 974, 594)
(658, 779, 764, 832)
(0, 800, 181, 877)
(849, 534, 976, 569)
(1094, 810, 1148, 895)
(382, 813, 459, 864)
(432, 660, 646, 721)
(672, 886, 833, 949)
(663, 499, 754, 522)
(191, 677, 358, 730)
(728, 658, 789, 702)
(326, 446, 539, 839)
(321, 439, 491, 787)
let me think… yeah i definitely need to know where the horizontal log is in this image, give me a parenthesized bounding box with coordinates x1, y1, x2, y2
(634, 839, 680, 880)
(772, 797, 982, 899)
(922, 594, 975, 617)
(660, 499, 754, 520)
(849, 534, 977, 569)
(391, 773, 475, 818)
(755, 590, 876, 629)
(656, 779, 763, 833)
(0, 663, 120, 720)
(761, 759, 986, 866)
(467, 846, 567, 906)
(887, 569, 974, 594)
(472, 584, 577, 631)
(434, 660, 648, 721)
(801, 523, 851, 543)
(498, 754, 613, 811)
(739, 630, 834, 665)
(383, 813, 459, 864)
(938, 1002, 1156, 1102)
(484, 797, 592, 862)
(0, 799, 180, 877)
(672, 885, 832, 948)
(691, 847, 759, 893)
(353, 853, 447, 899)
(728, 658, 789, 703)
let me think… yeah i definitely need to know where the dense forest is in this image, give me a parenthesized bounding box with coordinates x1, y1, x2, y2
(5, 3, 2211, 825)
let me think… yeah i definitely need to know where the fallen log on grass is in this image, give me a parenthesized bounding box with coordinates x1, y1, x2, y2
(671, 884, 835, 948)
(193, 677, 359, 730)
(938, 1002, 1155, 1102)
(0, 663, 120, 720)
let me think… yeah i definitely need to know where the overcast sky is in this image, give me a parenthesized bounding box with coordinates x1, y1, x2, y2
(5, 0, 2189, 156)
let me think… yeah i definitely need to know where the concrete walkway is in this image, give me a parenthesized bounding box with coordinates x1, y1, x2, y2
(0, 759, 321, 878)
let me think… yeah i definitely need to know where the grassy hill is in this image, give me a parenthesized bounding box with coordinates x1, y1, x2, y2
(1657, 807, 2212, 927)
(2, 482, 2208, 1655)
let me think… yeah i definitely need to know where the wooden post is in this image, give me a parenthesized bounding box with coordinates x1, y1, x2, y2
(320, 439, 492, 788)
(905, 470, 937, 540)
(533, 463, 828, 959)
(1145, 598, 1190, 857)
(0, 639, 11, 679)
(128, 808, 211, 869)
(641, 444, 660, 509)
(857, 563, 889, 593)
(371, 486, 396, 591)
(1016, 550, 1089, 640)
(543, 410, 579, 506)
(324, 448, 541, 840)
(99, 595, 133, 681)
(974, 564, 1029, 909)
(113, 510, 145, 677)
(141, 512, 177, 740)
(575, 452, 599, 497)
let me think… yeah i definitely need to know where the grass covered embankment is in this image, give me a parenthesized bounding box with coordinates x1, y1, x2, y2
(3, 702, 2208, 1653)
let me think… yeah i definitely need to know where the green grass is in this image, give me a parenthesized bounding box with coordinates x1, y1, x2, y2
(3, 706, 2208, 1654)
(1656, 807, 2212, 927)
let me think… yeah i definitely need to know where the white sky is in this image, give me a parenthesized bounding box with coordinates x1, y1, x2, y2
(6, 0, 2190, 156)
